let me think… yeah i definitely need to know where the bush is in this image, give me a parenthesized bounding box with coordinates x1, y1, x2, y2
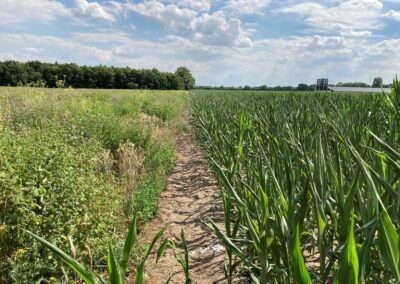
(0, 124, 124, 283)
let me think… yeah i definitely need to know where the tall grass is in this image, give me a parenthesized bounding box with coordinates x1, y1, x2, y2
(191, 82, 400, 283)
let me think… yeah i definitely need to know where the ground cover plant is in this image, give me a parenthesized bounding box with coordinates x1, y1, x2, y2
(191, 81, 400, 283)
(0, 87, 187, 283)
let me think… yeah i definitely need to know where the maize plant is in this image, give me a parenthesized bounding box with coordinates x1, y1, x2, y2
(191, 79, 400, 283)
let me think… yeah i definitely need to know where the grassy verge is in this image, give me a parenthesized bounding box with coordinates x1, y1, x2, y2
(0, 87, 187, 283)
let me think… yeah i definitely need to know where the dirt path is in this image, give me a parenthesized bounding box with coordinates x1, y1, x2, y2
(142, 112, 226, 284)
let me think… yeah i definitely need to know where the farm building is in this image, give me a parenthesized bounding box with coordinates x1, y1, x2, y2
(329, 86, 391, 93)
(316, 78, 391, 93)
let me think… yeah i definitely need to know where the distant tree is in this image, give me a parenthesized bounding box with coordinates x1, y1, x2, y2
(0, 61, 194, 90)
(175, 67, 195, 90)
(336, 82, 370, 88)
(372, 77, 383, 88)
(297, 83, 309, 91)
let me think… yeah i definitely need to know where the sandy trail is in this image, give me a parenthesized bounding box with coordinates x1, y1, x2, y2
(142, 111, 226, 284)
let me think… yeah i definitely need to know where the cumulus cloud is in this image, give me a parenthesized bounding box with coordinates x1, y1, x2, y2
(386, 10, 400, 21)
(126, 1, 252, 47)
(71, 31, 132, 43)
(0, 33, 113, 63)
(0, 0, 398, 86)
(0, 0, 121, 27)
(0, 0, 70, 26)
(168, 0, 211, 12)
(225, 0, 271, 15)
(280, 0, 383, 36)
(191, 12, 252, 47)
(73, 0, 116, 22)
(1, 30, 399, 86)
(126, 1, 196, 30)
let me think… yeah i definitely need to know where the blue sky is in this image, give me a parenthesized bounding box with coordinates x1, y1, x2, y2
(0, 0, 399, 86)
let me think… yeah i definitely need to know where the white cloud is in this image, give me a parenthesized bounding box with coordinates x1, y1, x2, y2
(386, 10, 400, 21)
(126, 1, 252, 47)
(364, 39, 400, 57)
(191, 12, 252, 47)
(225, 0, 271, 15)
(0, 33, 113, 63)
(109, 0, 125, 15)
(0, 0, 70, 26)
(0, 30, 399, 86)
(0, 0, 120, 27)
(280, 0, 383, 36)
(168, 0, 211, 12)
(126, 1, 196, 30)
(0, 0, 398, 86)
(73, 0, 116, 22)
(72, 31, 132, 43)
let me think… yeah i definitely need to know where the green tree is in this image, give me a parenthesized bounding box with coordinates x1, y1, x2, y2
(175, 67, 195, 90)
(372, 77, 383, 88)
(0, 60, 194, 90)
(297, 83, 309, 91)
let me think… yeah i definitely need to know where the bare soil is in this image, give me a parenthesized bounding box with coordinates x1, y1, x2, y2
(141, 112, 226, 284)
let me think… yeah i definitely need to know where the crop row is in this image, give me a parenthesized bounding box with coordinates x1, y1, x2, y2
(191, 81, 400, 283)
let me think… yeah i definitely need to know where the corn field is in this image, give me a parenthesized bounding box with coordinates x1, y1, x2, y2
(191, 80, 400, 283)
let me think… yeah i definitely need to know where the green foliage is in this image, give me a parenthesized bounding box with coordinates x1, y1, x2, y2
(372, 76, 383, 88)
(191, 80, 400, 283)
(0, 87, 187, 283)
(0, 60, 195, 90)
(292, 226, 312, 284)
(334, 216, 359, 284)
(175, 67, 196, 90)
(24, 214, 166, 284)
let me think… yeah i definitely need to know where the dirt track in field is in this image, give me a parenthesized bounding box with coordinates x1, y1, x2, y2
(141, 111, 226, 284)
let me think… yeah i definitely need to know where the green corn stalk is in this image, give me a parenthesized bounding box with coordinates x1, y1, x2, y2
(190, 81, 400, 283)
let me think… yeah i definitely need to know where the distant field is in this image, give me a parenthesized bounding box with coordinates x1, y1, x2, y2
(191, 88, 400, 283)
(0, 87, 187, 283)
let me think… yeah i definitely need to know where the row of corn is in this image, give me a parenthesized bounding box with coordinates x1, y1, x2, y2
(191, 80, 400, 283)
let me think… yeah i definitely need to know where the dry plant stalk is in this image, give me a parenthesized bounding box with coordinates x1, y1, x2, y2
(117, 142, 144, 195)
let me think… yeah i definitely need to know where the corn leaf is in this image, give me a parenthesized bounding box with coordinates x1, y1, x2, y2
(292, 225, 312, 284)
(23, 229, 96, 284)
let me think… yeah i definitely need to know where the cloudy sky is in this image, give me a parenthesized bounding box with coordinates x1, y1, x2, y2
(0, 0, 399, 86)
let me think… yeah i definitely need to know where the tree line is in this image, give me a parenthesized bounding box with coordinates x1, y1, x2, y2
(0, 61, 195, 90)
(194, 85, 306, 91)
(335, 77, 391, 88)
